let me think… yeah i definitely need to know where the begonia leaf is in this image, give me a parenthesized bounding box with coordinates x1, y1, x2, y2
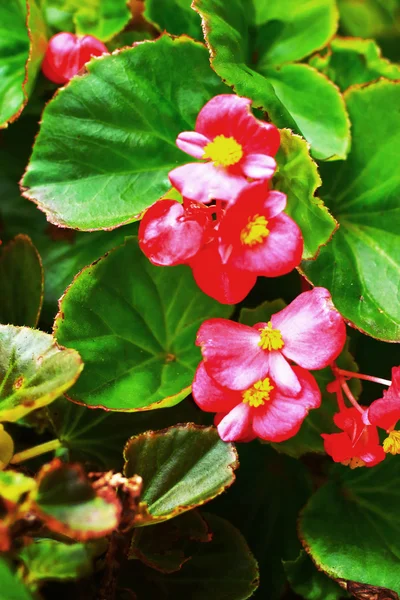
(0, 469, 36, 504)
(301, 80, 400, 341)
(123, 424, 238, 525)
(54, 237, 232, 411)
(0, 425, 14, 470)
(18, 539, 95, 585)
(300, 456, 400, 594)
(283, 550, 344, 600)
(120, 513, 259, 599)
(0, 325, 83, 422)
(193, 0, 350, 160)
(33, 459, 121, 539)
(21, 35, 229, 231)
(0, 0, 47, 128)
(273, 129, 337, 260)
(41, 0, 131, 41)
(129, 510, 210, 572)
(309, 37, 400, 91)
(144, 0, 203, 41)
(0, 558, 34, 600)
(0, 235, 43, 328)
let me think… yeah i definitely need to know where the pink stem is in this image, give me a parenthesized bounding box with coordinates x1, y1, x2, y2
(341, 380, 364, 415)
(336, 368, 391, 387)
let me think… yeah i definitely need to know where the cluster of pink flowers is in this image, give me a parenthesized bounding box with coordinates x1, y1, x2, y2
(139, 95, 303, 304)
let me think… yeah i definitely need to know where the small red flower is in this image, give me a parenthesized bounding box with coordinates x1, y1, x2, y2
(196, 288, 346, 394)
(322, 407, 385, 468)
(169, 95, 280, 204)
(363, 367, 400, 455)
(42, 33, 108, 84)
(193, 361, 320, 443)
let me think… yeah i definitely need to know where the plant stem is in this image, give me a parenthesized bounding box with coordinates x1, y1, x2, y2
(10, 439, 62, 464)
(336, 368, 391, 387)
(341, 380, 364, 415)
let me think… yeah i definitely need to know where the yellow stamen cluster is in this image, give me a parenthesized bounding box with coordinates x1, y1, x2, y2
(383, 430, 400, 455)
(203, 135, 243, 167)
(258, 321, 284, 351)
(341, 457, 366, 469)
(240, 214, 270, 246)
(242, 378, 274, 408)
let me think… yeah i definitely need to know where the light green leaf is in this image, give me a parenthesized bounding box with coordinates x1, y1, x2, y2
(0, 0, 47, 128)
(0, 469, 36, 503)
(301, 80, 400, 341)
(21, 35, 229, 230)
(0, 559, 34, 600)
(0, 324, 83, 422)
(144, 0, 203, 41)
(123, 424, 238, 525)
(54, 237, 232, 411)
(0, 425, 14, 469)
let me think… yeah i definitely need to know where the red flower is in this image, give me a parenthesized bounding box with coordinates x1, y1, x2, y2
(42, 33, 108, 84)
(196, 288, 346, 395)
(169, 95, 280, 204)
(322, 407, 385, 468)
(363, 367, 400, 455)
(193, 362, 320, 443)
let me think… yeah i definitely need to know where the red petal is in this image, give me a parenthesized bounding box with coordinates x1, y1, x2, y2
(366, 367, 400, 430)
(192, 362, 241, 413)
(42, 33, 107, 84)
(216, 403, 253, 442)
(322, 432, 354, 462)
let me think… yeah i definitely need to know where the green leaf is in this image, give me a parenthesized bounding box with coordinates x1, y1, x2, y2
(120, 513, 259, 599)
(0, 235, 43, 328)
(283, 551, 344, 600)
(299, 456, 400, 594)
(239, 299, 287, 326)
(130, 510, 210, 573)
(309, 36, 400, 91)
(0, 325, 83, 422)
(0, 558, 34, 600)
(34, 459, 121, 539)
(21, 35, 229, 230)
(42, 0, 131, 41)
(301, 80, 400, 341)
(0, 0, 47, 128)
(273, 129, 337, 260)
(19, 538, 95, 586)
(193, 0, 350, 160)
(0, 425, 14, 469)
(0, 469, 36, 504)
(123, 424, 238, 525)
(144, 0, 203, 41)
(54, 237, 232, 411)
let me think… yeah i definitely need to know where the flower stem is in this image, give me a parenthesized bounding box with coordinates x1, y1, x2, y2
(10, 439, 62, 465)
(341, 380, 364, 415)
(336, 368, 391, 387)
(335, 385, 346, 412)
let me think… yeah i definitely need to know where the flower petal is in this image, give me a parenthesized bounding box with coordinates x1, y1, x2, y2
(272, 288, 346, 370)
(267, 351, 302, 396)
(365, 367, 400, 430)
(190, 241, 257, 304)
(196, 318, 268, 390)
(192, 361, 241, 413)
(169, 162, 248, 204)
(241, 153, 276, 179)
(176, 131, 210, 158)
(216, 402, 253, 442)
(322, 432, 354, 462)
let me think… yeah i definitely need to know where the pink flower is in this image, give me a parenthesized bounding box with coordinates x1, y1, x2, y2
(193, 361, 320, 442)
(322, 407, 385, 468)
(169, 95, 280, 204)
(363, 367, 400, 455)
(196, 288, 346, 395)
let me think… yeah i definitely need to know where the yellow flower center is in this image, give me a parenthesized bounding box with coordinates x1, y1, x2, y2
(242, 377, 274, 408)
(341, 457, 366, 469)
(258, 321, 284, 351)
(240, 215, 270, 246)
(383, 430, 400, 455)
(202, 135, 243, 167)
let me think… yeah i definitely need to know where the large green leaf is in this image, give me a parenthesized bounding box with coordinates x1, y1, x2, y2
(144, 0, 203, 41)
(21, 35, 229, 230)
(273, 129, 336, 260)
(0, 325, 83, 422)
(283, 551, 344, 600)
(54, 237, 232, 411)
(300, 456, 400, 594)
(42, 0, 131, 41)
(310, 37, 400, 91)
(193, 0, 350, 160)
(123, 424, 238, 524)
(34, 459, 121, 539)
(0, 235, 43, 327)
(0, 0, 47, 128)
(0, 559, 34, 600)
(302, 80, 400, 341)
